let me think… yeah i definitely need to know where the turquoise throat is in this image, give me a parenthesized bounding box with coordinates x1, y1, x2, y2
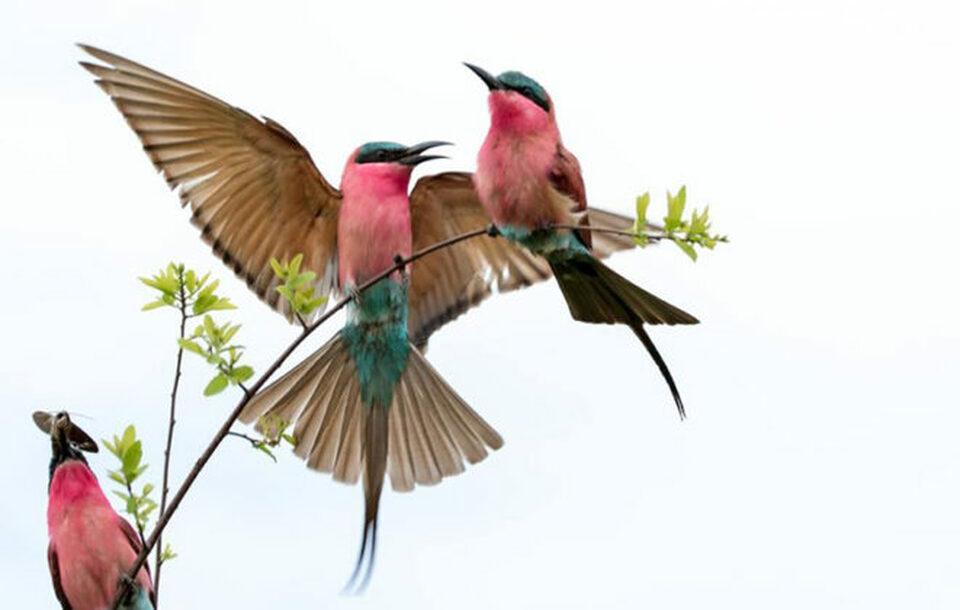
(341, 278, 410, 408)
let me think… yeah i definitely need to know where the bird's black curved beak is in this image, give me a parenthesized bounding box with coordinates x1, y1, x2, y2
(464, 63, 502, 91)
(398, 140, 452, 166)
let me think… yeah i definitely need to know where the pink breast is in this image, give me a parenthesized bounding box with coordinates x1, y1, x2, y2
(48, 462, 152, 609)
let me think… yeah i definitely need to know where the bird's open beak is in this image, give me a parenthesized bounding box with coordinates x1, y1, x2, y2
(398, 140, 451, 166)
(464, 63, 502, 91)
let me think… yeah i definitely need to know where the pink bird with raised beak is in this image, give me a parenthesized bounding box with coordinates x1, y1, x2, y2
(465, 63, 700, 417)
(36, 411, 155, 610)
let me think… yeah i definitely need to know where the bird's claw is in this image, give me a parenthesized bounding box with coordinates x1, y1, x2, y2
(486, 224, 500, 237)
(393, 253, 409, 282)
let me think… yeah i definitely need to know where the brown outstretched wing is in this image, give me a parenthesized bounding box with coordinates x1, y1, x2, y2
(79, 45, 342, 320)
(408, 173, 552, 347)
(47, 545, 72, 610)
(407, 172, 638, 347)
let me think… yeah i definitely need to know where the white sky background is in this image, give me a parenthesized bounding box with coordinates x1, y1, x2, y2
(1, 0, 958, 607)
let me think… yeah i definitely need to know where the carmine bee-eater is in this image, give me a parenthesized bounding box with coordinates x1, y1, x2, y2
(79, 46, 641, 584)
(465, 63, 700, 417)
(35, 411, 155, 610)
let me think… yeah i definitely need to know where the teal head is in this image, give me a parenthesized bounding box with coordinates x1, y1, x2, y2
(354, 141, 451, 166)
(464, 63, 551, 113)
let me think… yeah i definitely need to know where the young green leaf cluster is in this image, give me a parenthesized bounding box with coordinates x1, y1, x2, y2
(103, 426, 157, 539)
(179, 316, 254, 396)
(633, 186, 729, 261)
(141, 263, 236, 316)
(142, 263, 252, 397)
(229, 414, 297, 462)
(159, 543, 177, 564)
(270, 254, 328, 318)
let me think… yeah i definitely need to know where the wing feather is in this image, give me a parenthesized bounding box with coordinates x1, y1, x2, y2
(80, 45, 341, 320)
(47, 545, 72, 610)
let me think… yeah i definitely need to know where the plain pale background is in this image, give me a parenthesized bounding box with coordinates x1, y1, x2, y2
(1, 0, 958, 607)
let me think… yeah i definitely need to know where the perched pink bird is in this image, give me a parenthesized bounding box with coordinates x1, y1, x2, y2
(466, 64, 699, 417)
(242, 141, 507, 589)
(35, 411, 154, 610)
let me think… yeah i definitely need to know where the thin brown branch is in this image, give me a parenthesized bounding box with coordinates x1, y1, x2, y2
(551, 223, 729, 244)
(110, 223, 496, 609)
(153, 269, 187, 606)
(226, 430, 261, 445)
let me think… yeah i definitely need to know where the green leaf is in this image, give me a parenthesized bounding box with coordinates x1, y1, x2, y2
(192, 293, 215, 315)
(689, 206, 710, 236)
(122, 441, 143, 476)
(108, 471, 126, 485)
(205, 298, 236, 312)
(289, 253, 303, 276)
(289, 271, 316, 289)
(177, 339, 205, 356)
(301, 296, 328, 314)
(204, 373, 229, 396)
(141, 300, 167, 311)
(270, 257, 285, 278)
(254, 442, 278, 462)
(197, 279, 221, 300)
(184, 269, 197, 293)
(121, 426, 136, 451)
(634, 192, 650, 228)
(204, 353, 226, 367)
(673, 238, 698, 262)
(664, 186, 688, 233)
(102, 439, 117, 456)
(222, 323, 241, 344)
(231, 365, 254, 383)
(203, 315, 217, 339)
(132, 464, 149, 481)
(160, 542, 178, 563)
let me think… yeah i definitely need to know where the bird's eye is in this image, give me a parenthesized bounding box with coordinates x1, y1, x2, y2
(522, 87, 534, 98)
(376, 150, 388, 161)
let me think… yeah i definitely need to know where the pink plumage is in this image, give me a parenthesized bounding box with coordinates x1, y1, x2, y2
(337, 148, 414, 288)
(474, 89, 581, 230)
(47, 460, 153, 610)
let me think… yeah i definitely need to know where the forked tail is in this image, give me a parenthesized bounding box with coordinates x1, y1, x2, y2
(548, 252, 699, 418)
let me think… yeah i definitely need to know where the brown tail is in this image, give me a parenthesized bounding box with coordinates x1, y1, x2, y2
(548, 252, 698, 418)
(344, 405, 388, 593)
(240, 334, 503, 590)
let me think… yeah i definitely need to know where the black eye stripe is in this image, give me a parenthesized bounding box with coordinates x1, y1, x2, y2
(357, 148, 402, 164)
(510, 85, 549, 112)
